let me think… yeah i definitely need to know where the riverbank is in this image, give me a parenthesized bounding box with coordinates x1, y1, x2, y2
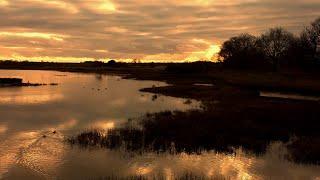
(1, 61, 320, 94)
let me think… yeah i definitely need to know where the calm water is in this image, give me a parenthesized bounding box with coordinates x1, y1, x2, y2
(260, 91, 320, 101)
(0, 70, 319, 179)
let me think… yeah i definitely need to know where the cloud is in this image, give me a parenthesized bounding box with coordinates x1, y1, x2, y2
(79, 0, 117, 14)
(0, 0, 8, 6)
(0, 32, 67, 41)
(0, 0, 319, 62)
(32, 0, 79, 14)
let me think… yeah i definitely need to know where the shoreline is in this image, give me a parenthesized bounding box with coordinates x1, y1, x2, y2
(1, 62, 320, 95)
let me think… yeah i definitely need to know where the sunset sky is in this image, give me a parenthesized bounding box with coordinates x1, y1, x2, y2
(0, 0, 319, 62)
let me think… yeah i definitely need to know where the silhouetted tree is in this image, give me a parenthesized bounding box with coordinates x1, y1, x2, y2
(299, 17, 320, 67)
(165, 61, 211, 74)
(218, 17, 320, 71)
(285, 36, 304, 67)
(83, 60, 105, 67)
(219, 34, 264, 68)
(107, 59, 117, 65)
(257, 27, 295, 71)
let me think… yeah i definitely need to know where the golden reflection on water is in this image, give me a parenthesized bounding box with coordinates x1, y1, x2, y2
(219, 154, 255, 179)
(88, 119, 129, 131)
(109, 98, 127, 107)
(104, 146, 320, 179)
(134, 165, 153, 176)
(0, 124, 8, 134)
(0, 132, 39, 176)
(57, 118, 78, 130)
(0, 70, 319, 179)
(0, 94, 63, 105)
(164, 168, 174, 180)
(17, 133, 66, 178)
(91, 121, 115, 130)
(2, 137, 320, 179)
(0, 131, 66, 179)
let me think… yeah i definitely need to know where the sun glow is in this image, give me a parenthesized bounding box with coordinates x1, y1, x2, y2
(194, 0, 215, 6)
(185, 44, 221, 62)
(205, 45, 221, 60)
(99, 0, 116, 12)
(0, 0, 8, 6)
(85, 0, 117, 13)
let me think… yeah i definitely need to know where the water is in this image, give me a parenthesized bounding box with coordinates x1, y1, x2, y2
(260, 91, 320, 101)
(193, 83, 214, 87)
(0, 70, 319, 179)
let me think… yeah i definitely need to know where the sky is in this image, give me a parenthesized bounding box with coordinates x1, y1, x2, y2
(0, 0, 319, 62)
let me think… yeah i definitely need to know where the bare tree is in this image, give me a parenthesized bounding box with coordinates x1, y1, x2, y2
(258, 27, 295, 71)
(300, 18, 320, 60)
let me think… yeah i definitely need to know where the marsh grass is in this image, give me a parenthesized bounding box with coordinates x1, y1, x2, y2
(91, 172, 228, 180)
(287, 137, 320, 164)
(68, 100, 320, 164)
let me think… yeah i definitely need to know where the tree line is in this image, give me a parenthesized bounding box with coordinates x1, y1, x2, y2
(219, 17, 320, 71)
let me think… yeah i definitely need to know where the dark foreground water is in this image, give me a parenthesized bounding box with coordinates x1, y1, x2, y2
(0, 70, 319, 179)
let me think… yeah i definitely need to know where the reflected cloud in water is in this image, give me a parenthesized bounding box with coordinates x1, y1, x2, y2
(1, 131, 66, 179)
(0, 70, 319, 179)
(52, 143, 320, 179)
(0, 131, 40, 176)
(56, 119, 78, 130)
(0, 124, 8, 134)
(90, 120, 116, 130)
(0, 94, 64, 105)
(0, 70, 200, 178)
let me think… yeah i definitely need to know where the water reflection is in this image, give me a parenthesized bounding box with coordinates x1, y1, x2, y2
(260, 91, 320, 101)
(0, 131, 40, 177)
(0, 94, 63, 105)
(50, 118, 78, 131)
(4, 137, 320, 179)
(0, 70, 199, 178)
(90, 120, 116, 130)
(0, 70, 319, 179)
(16, 133, 66, 178)
(1, 131, 66, 179)
(0, 124, 7, 134)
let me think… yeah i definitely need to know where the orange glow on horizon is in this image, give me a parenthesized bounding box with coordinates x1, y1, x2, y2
(0, 44, 221, 63)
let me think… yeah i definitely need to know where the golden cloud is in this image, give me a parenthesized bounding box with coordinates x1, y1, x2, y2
(0, 0, 318, 62)
(81, 0, 117, 14)
(32, 0, 79, 14)
(0, 0, 8, 6)
(0, 32, 68, 41)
